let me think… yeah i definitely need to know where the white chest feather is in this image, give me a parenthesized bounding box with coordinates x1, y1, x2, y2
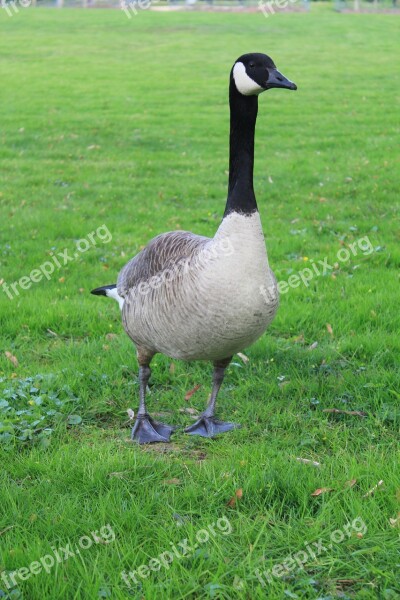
(209, 211, 271, 289)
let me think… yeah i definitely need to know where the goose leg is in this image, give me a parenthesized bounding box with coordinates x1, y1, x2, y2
(131, 362, 175, 444)
(185, 357, 239, 438)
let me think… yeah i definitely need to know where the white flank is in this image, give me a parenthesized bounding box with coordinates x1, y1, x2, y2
(233, 62, 263, 96)
(106, 287, 124, 310)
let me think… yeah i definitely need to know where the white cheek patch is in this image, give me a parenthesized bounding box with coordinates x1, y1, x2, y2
(233, 62, 264, 96)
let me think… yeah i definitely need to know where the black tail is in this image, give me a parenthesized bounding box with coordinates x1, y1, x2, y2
(91, 284, 117, 297)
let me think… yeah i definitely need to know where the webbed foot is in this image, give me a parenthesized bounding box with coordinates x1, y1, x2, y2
(131, 415, 175, 444)
(184, 416, 239, 438)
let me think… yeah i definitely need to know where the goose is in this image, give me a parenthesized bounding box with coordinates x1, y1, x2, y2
(92, 53, 296, 444)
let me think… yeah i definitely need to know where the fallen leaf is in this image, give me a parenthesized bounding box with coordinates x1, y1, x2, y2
(311, 487, 334, 497)
(363, 479, 384, 497)
(308, 341, 318, 351)
(195, 451, 207, 461)
(58, 277, 65, 283)
(169, 362, 176, 374)
(323, 408, 367, 417)
(184, 384, 201, 401)
(279, 380, 290, 389)
(344, 479, 357, 488)
(46, 328, 58, 337)
(127, 409, 135, 420)
(163, 478, 181, 485)
(389, 512, 400, 528)
(336, 579, 362, 587)
(296, 457, 321, 468)
(5, 351, 18, 367)
(227, 488, 243, 507)
(178, 407, 199, 416)
(293, 333, 305, 344)
(326, 323, 333, 336)
(233, 575, 245, 590)
(237, 352, 249, 364)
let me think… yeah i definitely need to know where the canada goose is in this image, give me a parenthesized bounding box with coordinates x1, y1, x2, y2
(92, 53, 296, 443)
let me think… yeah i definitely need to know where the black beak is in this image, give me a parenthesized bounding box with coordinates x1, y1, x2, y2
(265, 69, 297, 91)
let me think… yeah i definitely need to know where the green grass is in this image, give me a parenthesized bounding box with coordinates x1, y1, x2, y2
(1, 7, 399, 600)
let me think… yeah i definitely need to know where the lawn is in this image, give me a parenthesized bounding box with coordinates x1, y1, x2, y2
(0, 6, 399, 600)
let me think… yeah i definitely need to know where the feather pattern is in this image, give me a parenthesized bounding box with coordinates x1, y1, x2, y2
(118, 212, 278, 361)
(117, 231, 209, 298)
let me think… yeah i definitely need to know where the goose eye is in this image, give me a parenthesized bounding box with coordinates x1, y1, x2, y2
(249, 62, 255, 68)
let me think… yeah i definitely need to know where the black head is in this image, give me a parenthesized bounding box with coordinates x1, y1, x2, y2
(232, 53, 297, 96)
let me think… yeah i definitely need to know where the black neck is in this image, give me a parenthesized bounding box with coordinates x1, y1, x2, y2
(224, 77, 259, 217)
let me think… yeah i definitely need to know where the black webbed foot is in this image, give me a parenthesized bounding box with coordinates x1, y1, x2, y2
(131, 415, 175, 444)
(184, 416, 239, 438)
